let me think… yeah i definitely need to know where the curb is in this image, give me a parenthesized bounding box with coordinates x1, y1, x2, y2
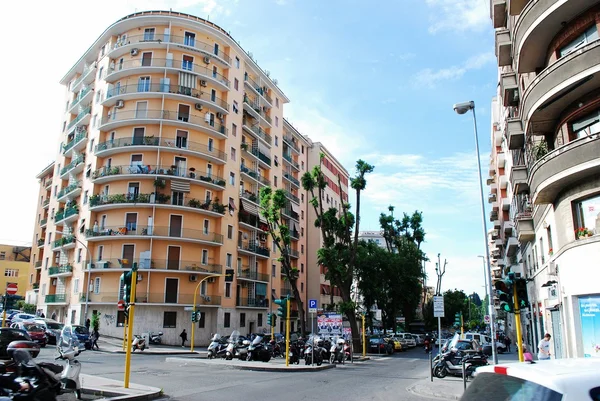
(165, 356, 336, 372)
(83, 388, 163, 401)
(406, 383, 461, 401)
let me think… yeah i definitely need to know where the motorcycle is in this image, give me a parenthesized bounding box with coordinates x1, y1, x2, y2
(149, 331, 163, 345)
(433, 349, 488, 379)
(344, 341, 352, 361)
(207, 333, 227, 359)
(225, 331, 241, 360)
(329, 336, 345, 364)
(269, 339, 283, 358)
(1, 349, 61, 401)
(246, 335, 271, 362)
(131, 335, 146, 352)
(304, 335, 324, 366)
(288, 341, 301, 365)
(424, 339, 432, 353)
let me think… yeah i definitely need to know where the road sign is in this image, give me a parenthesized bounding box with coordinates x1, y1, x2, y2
(117, 299, 126, 311)
(308, 299, 317, 314)
(484, 314, 491, 324)
(5, 283, 18, 295)
(433, 296, 445, 318)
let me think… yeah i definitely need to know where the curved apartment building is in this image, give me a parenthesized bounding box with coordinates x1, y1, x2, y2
(490, 1, 600, 358)
(30, 11, 315, 345)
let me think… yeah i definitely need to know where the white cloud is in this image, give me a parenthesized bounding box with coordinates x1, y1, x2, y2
(425, 0, 489, 34)
(414, 52, 495, 88)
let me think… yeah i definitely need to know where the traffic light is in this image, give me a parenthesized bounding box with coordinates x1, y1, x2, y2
(121, 270, 133, 304)
(274, 296, 289, 320)
(225, 269, 234, 282)
(192, 311, 197, 323)
(515, 279, 530, 310)
(454, 312, 461, 329)
(495, 277, 514, 313)
(192, 311, 201, 323)
(267, 312, 276, 326)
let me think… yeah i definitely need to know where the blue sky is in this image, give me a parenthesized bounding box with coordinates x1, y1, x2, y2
(0, 0, 495, 296)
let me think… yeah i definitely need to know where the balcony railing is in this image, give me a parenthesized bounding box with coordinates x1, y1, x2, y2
(89, 192, 226, 215)
(45, 294, 67, 303)
(283, 172, 300, 187)
(40, 218, 47, 226)
(105, 83, 229, 111)
(32, 283, 39, 290)
(236, 297, 269, 308)
(54, 207, 79, 223)
(57, 181, 81, 199)
(240, 190, 259, 204)
(91, 165, 226, 187)
(37, 239, 45, 247)
(238, 212, 268, 231)
(53, 235, 76, 248)
(238, 240, 270, 257)
(282, 284, 295, 298)
(252, 148, 271, 166)
(85, 225, 224, 244)
(242, 116, 272, 144)
(240, 165, 271, 186)
(106, 58, 230, 87)
(287, 248, 300, 258)
(67, 106, 91, 130)
(60, 155, 85, 176)
(283, 153, 300, 170)
(71, 64, 94, 90)
(95, 136, 227, 162)
(43, 199, 50, 208)
(48, 265, 73, 276)
(62, 131, 88, 155)
(237, 268, 269, 282)
(34, 261, 42, 268)
(69, 86, 92, 110)
(283, 135, 300, 152)
(284, 190, 299, 204)
(86, 258, 222, 273)
(100, 109, 228, 137)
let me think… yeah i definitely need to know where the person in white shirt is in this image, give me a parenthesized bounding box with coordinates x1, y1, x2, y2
(538, 333, 552, 360)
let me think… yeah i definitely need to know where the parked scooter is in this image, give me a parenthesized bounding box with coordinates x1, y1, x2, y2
(1, 349, 61, 401)
(329, 336, 346, 364)
(304, 335, 324, 366)
(207, 333, 227, 359)
(149, 331, 163, 345)
(247, 335, 271, 362)
(433, 349, 488, 379)
(225, 331, 241, 360)
(131, 335, 146, 352)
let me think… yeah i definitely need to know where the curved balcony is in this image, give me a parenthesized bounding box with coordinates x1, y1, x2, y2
(68, 86, 93, 114)
(85, 257, 222, 274)
(83, 292, 221, 306)
(95, 136, 227, 165)
(102, 83, 229, 115)
(91, 165, 226, 190)
(48, 265, 73, 278)
(529, 135, 600, 204)
(52, 235, 76, 251)
(66, 106, 91, 133)
(57, 181, 82, 203)
(521, 41, 600, 134)
(514, 0, 595, 73)
(88, 192, 226, 217)
(109, 33, 231, 67)
(105, 58, 230, 91)
(59, 155, 85, 179)
(84, 225, 224, 246)
(54, 206, 79, 225)
(99, 109, 228, 139)
(62, 131, 88, 157)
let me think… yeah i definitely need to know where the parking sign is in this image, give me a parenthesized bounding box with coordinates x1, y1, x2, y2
(308, 299, 317, 313)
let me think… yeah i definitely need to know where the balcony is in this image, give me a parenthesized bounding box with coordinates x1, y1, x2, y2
(62, 131, 88, 157)
(495, 29, 511, 67)
(66, 106, 91, 133)
(109, 33, 231, 67)
(40, 218, 47, 228)
(70, 64, 95, 93)
(43, 199, 50, 209)
(103, 83, 229, 115)
(57, 181, 82, 202)
(488, 193, 497, 203)
(238, 240, 270, 259)
(238, 212, 268, 232)
(45, 294, 68, 304)
(282, 204, 300, 222)
(492, 0, 506, 28)
(37, 239, 45, 248)
(500, 72, 518, 107)
(500, 195, 510, 211)
(240, 165, 270, 186)
(512, 195, 534, 242)
(91, 164, 226, 190)
(529, 136, 600, 204)
(282, 283, 295, 298)
(506, 118, 524, 150)
(237, 268, 269, 282)
(242, 117, 272, 146)
(237, 297, 269, 308)
(521, 41, 600, 135)
(99, 110, 228, 140)
(243, 95, 261, 120)
(89, 192, 226, 217)
(283, 172, 300, 188)
(87, 258, 222, 274)
(284, 190, 299, 204)
(52, 235, 76, 250)
(95, 137, 227, 165)
(283, 135, 300, 153)
(48, 265, 73, 278)
(508, 0, 526, 15)
(491, 229, 499, 240)
(32, 283, 39, 291)
(283, 153, 300, 170)
(242, 146, 272, 169)
(68, 86, 93, 114)
(506, 237, 519, 257)
(503, 220, 514, 235)
(59, 155, 85, 179)
(104, 58, 230, 91)
(244, 74, 273, 106)
(85, 225, 224, 245)
(288, 248, 299, 259)
(510, 149, 529, 194)
(54, 206, 79, 225)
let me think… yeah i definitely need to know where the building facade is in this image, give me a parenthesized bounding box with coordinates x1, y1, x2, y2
(0, 245, 31, 305)
(306, 142, 349, 312)
(29, 10, 337, 345)
(490, 0, 600, 358)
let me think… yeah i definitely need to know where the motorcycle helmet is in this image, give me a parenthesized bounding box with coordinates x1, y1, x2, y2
(337, 338, 345, 345)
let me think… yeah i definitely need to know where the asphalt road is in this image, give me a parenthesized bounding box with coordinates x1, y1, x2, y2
(35, 346, 436, 401)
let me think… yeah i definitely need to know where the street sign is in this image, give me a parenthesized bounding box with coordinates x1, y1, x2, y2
(117, 299, 125, 311)
(5, 283, 18, 295)
(308, 299, 317, 314)
(184, 307, 194, 311)
(433, 296, 445, 318)
(484, 314, 491, 324)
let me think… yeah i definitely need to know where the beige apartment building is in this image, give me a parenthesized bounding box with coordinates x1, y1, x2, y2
(0, 244, 31, 302)
(489, 0, 600, 358)
(26, 10, 338, 345)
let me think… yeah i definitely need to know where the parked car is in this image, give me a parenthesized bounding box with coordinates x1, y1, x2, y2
(27, 319, 64, 345)
(7, 312, 36, 325)
(396, 333, 417, 348)
(442, 339, 481, 354)
(462, 359, 600, 401)
(412, 334, 425, 346)
(9, 322, 47, 347)
(368, 337, 394, 355)
(385, 337, 403, 352)
(71, 325, 92, 349)
(461, 332, 506, 355)
(0, 328, 41, 359)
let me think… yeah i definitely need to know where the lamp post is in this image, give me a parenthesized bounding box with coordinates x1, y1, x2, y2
(453, 100, 498, 365)
(56, 230, 91, 324)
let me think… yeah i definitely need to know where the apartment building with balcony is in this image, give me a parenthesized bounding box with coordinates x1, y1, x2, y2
(306, 142, 349, 312)
(0, 245, 31, 303)
(490, 0, 600, 359)
(29, 10, 324, 345)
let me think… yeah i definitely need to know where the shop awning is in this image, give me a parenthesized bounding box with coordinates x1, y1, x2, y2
(240, 198, 258, 216)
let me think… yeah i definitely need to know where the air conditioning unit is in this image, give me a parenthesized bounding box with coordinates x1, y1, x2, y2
(51, 279, 57, 286)
(115, 100, 125, 109)
(189, 274, 198, 282)
(194, 103, 203, 111)
(199, 80, 207, 87)
(216, 112, 224, 119)
(130, 48, 139, 56)
(203, 56, 210, 64)
(207, 277, 216, 283)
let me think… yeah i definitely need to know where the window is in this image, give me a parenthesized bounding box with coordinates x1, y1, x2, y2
(225, 282, 232, 298)
(301, 245, 304, 254)
(97, 67, 103, 79)
(163, 312, 177, 328)
(301, 282, 304, 292)
(182, 55, 193, 71)
(203, 219, 209, 235)
(301, 210, 304, 220)
(229, 172, 235, 185)
(276, 98, 279, 108)
(560, 25, 598, 58)
(231, 147, 236, 161)
(4, 269, 18, 277)
(74, 278, 80, 294)
(138, 76, 150, 92)
(198, 310, 206, 328)
(301, 145, 304, 154)
(144, 28, 155, 41)
(571, 108, 600, 139)
(301, 194, 304, 203)
(94, 277, 101, 294)
(232, 123, 237, 136)
(539, 238, 545, 265)
(83, 190, 88, 204)
(201, 249, 208, 265)
(234, 78, 239, 90)
(227, 225, 233, 239)
(574, 193, 600, 237)
(235, 57, 240, 68)
(97, 245, 104, 261)
(272, 263, 276, 277)
(100, 44, 106, 57)
(240, 313, 246, 327)
(77, 249, 82, 263)
(258, 313, 263, 327)
(224, 312, 231, 328)
(226, 253, 232, 268)
(275, 116, 279, 127)
(547, 226, 553, 254)
(275, 136, 279, 146)
(184, 31, 195, 47)
(0, 252, 5, 260)
(172, 191, 184, 206)
(274, 176, 278, 187)
(301, 161, 305, 170)
(92, 114, 97, 128)
(301, 263, 304, 273)
(233, 101, 239, 114)
(301, 227, 304, 237)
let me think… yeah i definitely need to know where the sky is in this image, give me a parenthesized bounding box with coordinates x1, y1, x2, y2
(0, 0, 496, 298)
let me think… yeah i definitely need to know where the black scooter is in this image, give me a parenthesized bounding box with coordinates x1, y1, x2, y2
(1, 349, 61, 401)
(433, 350, 488, 378)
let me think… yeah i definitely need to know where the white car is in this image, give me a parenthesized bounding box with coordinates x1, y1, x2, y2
(396, 333, 416, 348)
(462, 358, 600, 401)
(412, 334, 425, 346)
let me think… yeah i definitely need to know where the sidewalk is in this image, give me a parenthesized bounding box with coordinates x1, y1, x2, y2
(97, 337, 201, 355)
(165, 355, 336, 372)
(80, 373, 162, 401)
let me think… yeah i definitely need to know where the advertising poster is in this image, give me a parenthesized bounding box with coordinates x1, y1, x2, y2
(317, 313, 342, 336)
(579, 296, 600, 358)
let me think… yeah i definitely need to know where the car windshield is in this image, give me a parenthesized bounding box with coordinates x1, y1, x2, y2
(461, 372, 562, 401)
(23, 324, 44, 332)
(73, 326, 89, 335)
(46, 322, 64, 330)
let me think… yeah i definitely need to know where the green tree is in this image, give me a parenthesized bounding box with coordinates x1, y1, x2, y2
(259, 187, 306, 335)
(442, 289, 469, 328)
(16, 301, 36, 314)
(302, 157, 374, 349)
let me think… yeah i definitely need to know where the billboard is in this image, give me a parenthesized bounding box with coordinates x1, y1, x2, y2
(579, 295, 600, 358)
(317, 313, 343, 336)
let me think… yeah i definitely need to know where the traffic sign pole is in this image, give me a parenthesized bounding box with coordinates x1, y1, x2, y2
(1, 293, 7, 328)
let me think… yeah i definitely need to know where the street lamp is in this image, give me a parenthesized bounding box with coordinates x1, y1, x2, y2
(453, 100, 498, 365)
(56, 230, 91, 324)
(478, 255, 489, 312)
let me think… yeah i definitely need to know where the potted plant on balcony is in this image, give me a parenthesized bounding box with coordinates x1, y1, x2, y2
(189, 167, 196, 179)
(532, 141, 549, 161)
(211, 198, 226, 214)
(144, 135, 155, 145)
(154, 178, 166, 189)
(576, 227, 592, 239)
(188, 198, 201, 208)
(241, 142, 248, 151)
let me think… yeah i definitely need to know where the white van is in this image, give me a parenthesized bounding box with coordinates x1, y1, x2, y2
(461, 332, 507, 353)
(395, 333, 416, 348)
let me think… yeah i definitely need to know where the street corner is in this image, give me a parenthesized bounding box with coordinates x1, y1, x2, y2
(80, 374, 163, 401)
(164, 356, 336, 372)
(406, 377, 465, 401)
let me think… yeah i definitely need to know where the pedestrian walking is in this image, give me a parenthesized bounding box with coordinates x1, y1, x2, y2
(537, 333, 552, 360)
(85, 318, 91, 331)
(51, 312, 57, 321)
(505, 336, 512, 352)
(92, 329, 100, 350)
(180, 329, 188, 347)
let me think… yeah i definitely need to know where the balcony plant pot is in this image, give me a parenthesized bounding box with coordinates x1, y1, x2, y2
(241, 143, 248, 151)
